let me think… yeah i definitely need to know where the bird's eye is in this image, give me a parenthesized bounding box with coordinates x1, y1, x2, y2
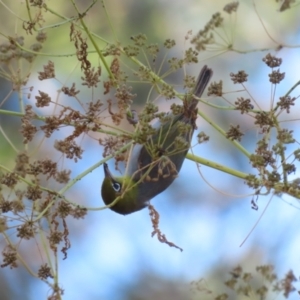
(112, 182, 121, 192)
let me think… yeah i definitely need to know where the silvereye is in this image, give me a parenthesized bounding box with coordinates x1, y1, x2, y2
(101, 65, 213, 215)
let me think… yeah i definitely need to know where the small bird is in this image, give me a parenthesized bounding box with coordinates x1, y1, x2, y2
(101, 65, 213, 214)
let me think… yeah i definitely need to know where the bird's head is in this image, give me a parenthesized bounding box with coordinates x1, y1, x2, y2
(101, 163, 146, 215)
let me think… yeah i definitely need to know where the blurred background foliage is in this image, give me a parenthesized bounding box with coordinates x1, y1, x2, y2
(0, 0, 300, 299)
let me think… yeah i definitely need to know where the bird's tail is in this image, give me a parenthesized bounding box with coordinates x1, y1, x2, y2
(189, 65, 213, 110)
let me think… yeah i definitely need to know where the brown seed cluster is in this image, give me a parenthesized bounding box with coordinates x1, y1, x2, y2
(161, 83, 176, 99)
(81, 67, 101, 88)
(38, 61, 55, 80)
(0, 34, 43, 66)
(70, 24, 91, 71)
(38, 263, 54, 280)
(226, 124, 244, 141)
(263, 53, 282, 68)
(230, 71, 248, 84)
(61, 83, 80, 97)
(269, 69, 285, 84)
(223, 265, 297, 299)
(1, 245, 18, 269)
(207, 80, 223, 96)
(277, 96, 295, 113)
(191, 13, 223, 51)
(20, 105, 38, 143)
(164, 38, 176, 49)
(54, 140, 83, 162)
(99, 136, 128, 164)
(1, 172, 18, 188)
(254, 112, 275, 130)
(35, 90, 51, 107)
(16, 221, 36, 240)
(223, 2, 239, 14)
(168, 57, 184, 71)
(277, 0, 296, 12)
(234, 97, 253, 114)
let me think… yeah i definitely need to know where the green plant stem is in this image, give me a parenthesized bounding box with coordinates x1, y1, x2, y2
(25, 0, 34, 30)
(186, 153, 250, 179)
(39, 226, 55, 275)
(101, 0, 118, 41)
(273, 120, 288, 186)
(0, 125, 18, 153)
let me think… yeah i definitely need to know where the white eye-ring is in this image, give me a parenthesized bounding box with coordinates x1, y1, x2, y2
(112, 182, 121, 192)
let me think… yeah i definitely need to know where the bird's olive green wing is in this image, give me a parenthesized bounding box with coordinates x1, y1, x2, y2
(133, 112, 194, 202)
(133, 65, 213, 202)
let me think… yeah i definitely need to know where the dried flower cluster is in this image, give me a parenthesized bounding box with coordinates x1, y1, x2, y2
(190, 264, 298, 299)
(240, 53, 300, 200)
(225, 265, 297, 299)
(191, 13, 224, 51)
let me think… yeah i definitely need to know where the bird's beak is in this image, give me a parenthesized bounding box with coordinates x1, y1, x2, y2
(103, 163, 113, 179)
